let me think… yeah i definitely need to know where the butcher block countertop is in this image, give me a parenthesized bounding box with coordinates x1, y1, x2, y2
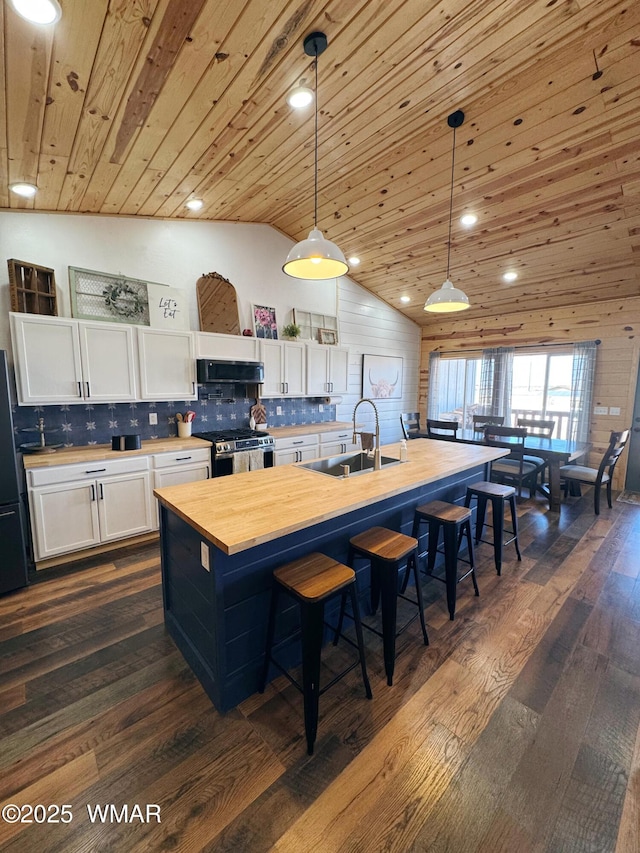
(22, 436, 212, 469)
(265, 421, 355, 439)
(154, 439, 507, 556)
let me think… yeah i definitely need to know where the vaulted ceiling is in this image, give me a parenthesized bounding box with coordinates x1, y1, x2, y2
(1, 0, 638, 325)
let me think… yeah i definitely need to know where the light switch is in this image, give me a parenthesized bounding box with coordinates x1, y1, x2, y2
(593, 406, 608, 415)
(149, 412, 158, 425)
(276, 406, 282, 416)
(609, 406, 621, 416)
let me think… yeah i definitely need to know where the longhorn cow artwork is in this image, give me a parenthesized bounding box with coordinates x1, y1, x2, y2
(362, 354, 403, 400)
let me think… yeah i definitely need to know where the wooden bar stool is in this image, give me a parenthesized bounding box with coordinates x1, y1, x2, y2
(412, 500, 478, 621)
(343, 526, 429, 687)
(464, 481, 522, 576)
(259, 552, 371, 756)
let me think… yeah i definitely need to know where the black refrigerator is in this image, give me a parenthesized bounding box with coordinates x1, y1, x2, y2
(0, 350, 29, 594)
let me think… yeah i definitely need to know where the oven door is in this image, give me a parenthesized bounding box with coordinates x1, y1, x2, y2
(212, 449, 274, 476)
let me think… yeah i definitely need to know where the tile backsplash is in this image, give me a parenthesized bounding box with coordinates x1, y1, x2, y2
(12, 391, 336, 449)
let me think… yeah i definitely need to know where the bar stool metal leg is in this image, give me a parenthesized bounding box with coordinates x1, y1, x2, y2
(300, 601, 324, 755)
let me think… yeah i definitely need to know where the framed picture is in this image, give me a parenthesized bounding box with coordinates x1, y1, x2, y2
(362, 354, 403, 399)
(252, 304, 278, 339)
(318, 328, 337, 345)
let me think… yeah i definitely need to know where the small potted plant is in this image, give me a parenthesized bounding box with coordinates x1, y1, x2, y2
(281, 322, 301, 340)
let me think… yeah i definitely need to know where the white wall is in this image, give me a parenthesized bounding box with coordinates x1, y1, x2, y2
(0, 211, 420, 441)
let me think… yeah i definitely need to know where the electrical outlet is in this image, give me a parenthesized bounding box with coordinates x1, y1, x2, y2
(200, 541, 210, 572)
(149, 412, 158, 425)
(276, 406, 282, 416)
(593, 406, 608, 415)
(609, 406, 621, 416)
(319, 404, 324, 412)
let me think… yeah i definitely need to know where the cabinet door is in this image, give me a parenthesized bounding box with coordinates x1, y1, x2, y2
(260, 340, 284, 397)
(283, 342, 306, 395)
(138, 328, 196, 400)
(274, 446, 318, 465)
(306, 346, 330, 396)
(328, 347, 350, 394)
(98, 471, 153, 541)
(151, 463, 210, 529)
(29, 480, 100, 561)
(11, 313, 83, 404)
(196, 332, 259, 361)
(79, 321, 138, 402)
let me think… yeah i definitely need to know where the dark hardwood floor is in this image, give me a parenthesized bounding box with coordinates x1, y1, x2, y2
(1, 489, 639, 852)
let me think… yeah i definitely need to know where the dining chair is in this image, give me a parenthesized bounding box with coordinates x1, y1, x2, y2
(483, 425, 544, 497)
(400, 412, 422, 439)
(426, 419, 459, 441)
(517, 417, 556, 489)
(472, 414, 505, 431)
(559, 429, 630, 514)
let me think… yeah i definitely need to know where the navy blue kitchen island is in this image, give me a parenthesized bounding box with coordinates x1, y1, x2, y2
(154, 439, 506, 712)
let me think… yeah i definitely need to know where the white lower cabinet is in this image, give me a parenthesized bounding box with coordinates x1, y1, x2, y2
(273, 433, 319, 465)
(27, 457, 153, 562)
(150, 448, 211, 529)
(319, 428, 360, 457)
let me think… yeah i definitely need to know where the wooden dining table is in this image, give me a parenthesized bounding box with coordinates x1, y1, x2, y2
(424, 427, 591, 512)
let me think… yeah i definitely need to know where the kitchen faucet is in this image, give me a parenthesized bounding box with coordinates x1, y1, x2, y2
(352, 398, 382, 471)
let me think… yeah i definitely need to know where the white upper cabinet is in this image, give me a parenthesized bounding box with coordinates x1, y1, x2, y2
(10, 313, 138, 405)
(195, 331, 259, 361)
(137, 327, 196, 401)
(306, 344, 350, 396)
(78, 321, 138, 402)
(259, 340, 306, 397)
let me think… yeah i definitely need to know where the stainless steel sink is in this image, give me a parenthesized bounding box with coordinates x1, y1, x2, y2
(298, 451, 401, 478)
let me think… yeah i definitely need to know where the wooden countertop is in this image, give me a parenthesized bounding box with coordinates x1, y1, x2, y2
(265, 422, 355, 439)
(22, 436, 212, 469)
(154, 439, 507, 556)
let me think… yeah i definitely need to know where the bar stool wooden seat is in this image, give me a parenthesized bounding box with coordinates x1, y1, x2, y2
(412, 500, 478, 621)
(464, 481, 522, 576)
(344, 526, 429, 687)
(259, 552, 371, 756)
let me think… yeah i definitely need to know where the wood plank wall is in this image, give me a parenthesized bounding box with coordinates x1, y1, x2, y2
(419, 296, 640, 489)
(337, 277, 421, 446)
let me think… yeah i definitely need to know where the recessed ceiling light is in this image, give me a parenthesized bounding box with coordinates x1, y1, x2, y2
(286, 87, 314, 109)
(348, 256, 361, 266)
(400, 296, 411, 303)
(185, 198, 203, 211)
(460, 213, 478, 227)
(502, 271, 518, 282)
(8, 0, 61, 24)
(9, 182, 38, 198)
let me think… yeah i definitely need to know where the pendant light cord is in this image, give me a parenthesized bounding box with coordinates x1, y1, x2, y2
(446, 123, 457, 280)
(313, 47, 319, 229)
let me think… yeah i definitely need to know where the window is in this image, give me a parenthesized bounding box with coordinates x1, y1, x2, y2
(429, 343, 595, 441)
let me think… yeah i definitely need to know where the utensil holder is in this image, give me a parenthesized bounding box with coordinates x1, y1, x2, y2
(177, 422, 192, 438)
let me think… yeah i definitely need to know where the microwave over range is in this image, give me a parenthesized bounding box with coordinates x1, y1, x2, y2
(197, 359, 264, 385)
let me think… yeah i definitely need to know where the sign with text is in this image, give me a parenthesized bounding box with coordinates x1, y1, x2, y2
(148, 284, 188, 330)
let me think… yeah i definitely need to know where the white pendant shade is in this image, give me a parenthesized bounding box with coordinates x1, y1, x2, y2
(423, 279, 470, 313)
(283, 228, 349, 280)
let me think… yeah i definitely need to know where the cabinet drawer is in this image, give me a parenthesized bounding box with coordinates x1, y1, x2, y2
(320, 430, 355, 444)
(28, 455, 149, 487)
(152, 448, 211, 469)
(274, 433, 319, 451)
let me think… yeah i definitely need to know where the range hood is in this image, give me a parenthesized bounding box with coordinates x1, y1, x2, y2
(197, 359, 264, 384)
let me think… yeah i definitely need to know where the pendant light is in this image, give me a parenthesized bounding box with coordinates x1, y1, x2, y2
(424, 110, 471, 313)
(283, 32, 349, 280)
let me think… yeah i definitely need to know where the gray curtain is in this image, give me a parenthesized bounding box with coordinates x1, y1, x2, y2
(427, 352, 440, 419)
(568, 340, 597, 442)
(480, 347, 514, 421)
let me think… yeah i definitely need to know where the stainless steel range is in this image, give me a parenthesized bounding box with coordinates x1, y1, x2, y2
(193, 427, 274, 476)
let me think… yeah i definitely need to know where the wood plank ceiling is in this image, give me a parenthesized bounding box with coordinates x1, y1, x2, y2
(1, 0, 638, 326)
